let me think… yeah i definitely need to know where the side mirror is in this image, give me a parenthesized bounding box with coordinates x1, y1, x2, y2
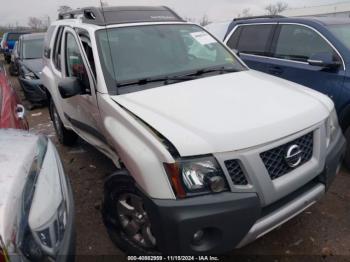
(58, 77, 83, 99)
(307, 52, 341, 69)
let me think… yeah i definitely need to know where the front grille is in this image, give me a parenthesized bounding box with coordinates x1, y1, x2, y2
(260, 132, 314, 180)
(224, 160, 248, 186)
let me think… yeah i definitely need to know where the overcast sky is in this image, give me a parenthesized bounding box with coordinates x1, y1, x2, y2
(0, 0, 345, 26)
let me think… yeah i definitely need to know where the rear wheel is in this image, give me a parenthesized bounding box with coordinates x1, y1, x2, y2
(9, 62, 17, 76)
(103, 173, 159, 255)
(344, 128, 350, 170)
(50, 99, 78, 146)
(5, 55, 11, 64)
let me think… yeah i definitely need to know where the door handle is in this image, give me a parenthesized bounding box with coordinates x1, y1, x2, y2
(268, 66, 284, 76)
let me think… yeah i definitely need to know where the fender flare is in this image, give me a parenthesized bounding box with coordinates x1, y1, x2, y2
(339, 103, 350, 132)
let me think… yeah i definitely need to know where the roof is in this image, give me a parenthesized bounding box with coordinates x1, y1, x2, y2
(228, 15, 350, 27)
(21, 32, 45, 40)
(58, 6, 184, 26)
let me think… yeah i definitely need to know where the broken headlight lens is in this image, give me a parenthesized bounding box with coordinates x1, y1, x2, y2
(24, 71, 39, 80)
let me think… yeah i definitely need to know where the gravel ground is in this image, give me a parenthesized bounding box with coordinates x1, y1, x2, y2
(5, 57, 350, 261)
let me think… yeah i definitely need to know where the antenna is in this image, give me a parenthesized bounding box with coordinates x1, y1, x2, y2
(99, 0, 119, 95)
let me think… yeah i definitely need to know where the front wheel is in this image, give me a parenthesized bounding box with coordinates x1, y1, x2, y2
(50, 99, 78, 146)
(103, 173, 159, 255)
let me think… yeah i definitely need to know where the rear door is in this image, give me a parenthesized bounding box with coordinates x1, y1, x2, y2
(267, 23, 345, 102)
(225, 24, 277, 73)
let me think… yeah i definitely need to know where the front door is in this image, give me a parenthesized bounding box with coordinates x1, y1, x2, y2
(266, 24, 345, 106)
(60, 27, 105, 146)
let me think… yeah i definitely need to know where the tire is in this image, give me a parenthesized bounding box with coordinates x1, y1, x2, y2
(50, 99, 78, 146)
(103, 172, 159, 255)
(344, 128, 350, 170)
(5, 55, 11, 64)
(9, 63, 16, 76)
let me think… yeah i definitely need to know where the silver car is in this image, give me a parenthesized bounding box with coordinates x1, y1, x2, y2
(0, 130, 75, 261)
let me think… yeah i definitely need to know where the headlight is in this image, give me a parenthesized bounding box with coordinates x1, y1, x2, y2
(24, 71, 38, 80)
(326, 109, 339, 147)
(28, 141, 69, 256)
(164, 156, 229, 198)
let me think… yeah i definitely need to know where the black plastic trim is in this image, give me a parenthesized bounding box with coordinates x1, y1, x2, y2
(143, 192, 260, 255)
(64, 113, 107, 144)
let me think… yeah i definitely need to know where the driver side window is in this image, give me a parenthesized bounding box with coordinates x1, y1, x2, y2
(65, 32, 90, 91)
(274, 24, 339, 62)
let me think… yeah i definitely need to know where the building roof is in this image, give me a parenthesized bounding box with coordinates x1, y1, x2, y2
(282, 1, 350, 17)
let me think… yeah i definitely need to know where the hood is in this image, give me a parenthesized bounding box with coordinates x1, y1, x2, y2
(0, 130, 38, 241)
(111, 70, 333, 157)
(22, 58, 44, 74)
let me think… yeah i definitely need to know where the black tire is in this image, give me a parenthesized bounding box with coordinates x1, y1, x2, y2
(5, 55, 11, 64)
(50, 98, 78, 146)
(102, 172, 159, 255)
(344, 128, 350, 170)
(9, 62, 17, 76)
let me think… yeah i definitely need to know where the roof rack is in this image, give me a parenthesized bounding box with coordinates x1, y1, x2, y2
(58, 6, 184, 26)
(233, 15, 286, 21)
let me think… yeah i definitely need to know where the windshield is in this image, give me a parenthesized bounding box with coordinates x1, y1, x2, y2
(328, 24, 350, 49)
(22, 38, 44, 59)
(96, 24, 245, 94)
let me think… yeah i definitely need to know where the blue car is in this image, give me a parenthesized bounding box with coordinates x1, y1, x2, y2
(1, 32, 29, 64)
(207, 16, 350, 167)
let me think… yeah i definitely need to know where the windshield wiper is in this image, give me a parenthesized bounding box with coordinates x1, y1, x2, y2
(190, 66, 238, 77)
(116, 75, 194, 88)
(116, 66, 238, 88)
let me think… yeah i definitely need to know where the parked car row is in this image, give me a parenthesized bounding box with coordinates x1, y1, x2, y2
(0, 58, 75, 260)
(9, 33, 47, 105)
(1, 32, 29, 63)
(0, 5, 348, 259)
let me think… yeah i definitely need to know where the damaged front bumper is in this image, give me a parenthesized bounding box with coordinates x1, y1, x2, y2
(19, 77, 47, 103)
(144, 131, 346, 255)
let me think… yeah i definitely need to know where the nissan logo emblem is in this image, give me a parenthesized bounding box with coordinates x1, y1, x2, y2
(285, 145, 303, 168)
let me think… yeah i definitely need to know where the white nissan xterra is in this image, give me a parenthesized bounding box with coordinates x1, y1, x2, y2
(42, 6, 345, 255)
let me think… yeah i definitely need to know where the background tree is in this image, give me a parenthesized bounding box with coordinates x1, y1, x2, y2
(237, 8, 252, 18)
(265, 2, 288, 15)
(100, 1, 109, 7)
(28, 17, 43, 30)
(199, 14, 211, 27)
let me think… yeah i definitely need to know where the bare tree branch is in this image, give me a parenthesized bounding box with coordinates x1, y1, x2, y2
(58, 5, 73, 14)
(199, 14, 211, 27)
(265, 2, 288, 15)
(237, 8, 252, 18)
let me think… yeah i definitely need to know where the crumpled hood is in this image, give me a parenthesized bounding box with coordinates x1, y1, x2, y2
(22, 58, 44, 74)
(112, 70, 333, 156)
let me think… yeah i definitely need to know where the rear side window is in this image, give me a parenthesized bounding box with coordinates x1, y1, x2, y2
(53, 27, 64, 71)
(273, 24, 335, 62)
(234, 25, 275, 56)
(43, 25, 56, 58)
